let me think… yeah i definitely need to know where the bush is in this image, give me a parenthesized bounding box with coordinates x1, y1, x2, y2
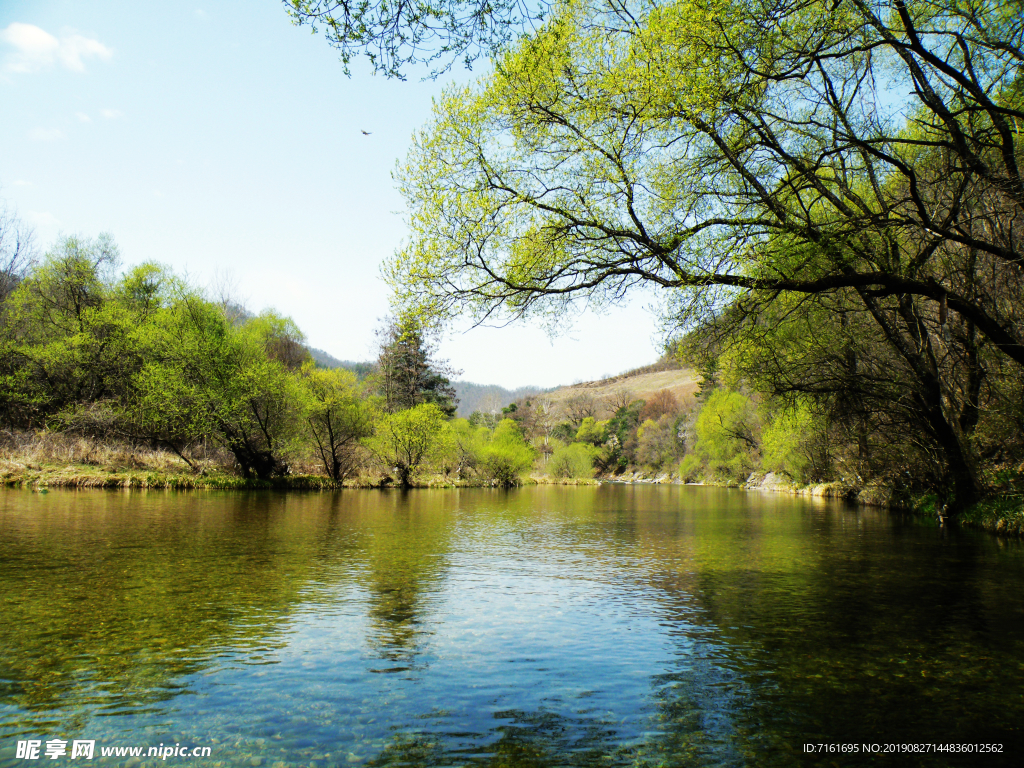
(548, 442, 597, 479)
(635, 414, 681, 469)
(478, 418, 535, 486)
(678, 453, 703, 482)
(575, 416, 608, 445)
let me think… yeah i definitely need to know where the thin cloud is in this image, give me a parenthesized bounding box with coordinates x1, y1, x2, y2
(100, 108, 123, 119)
(76, 111, 92, 122)
(28, 127, 65, 141)
(1, 22, 111, 74)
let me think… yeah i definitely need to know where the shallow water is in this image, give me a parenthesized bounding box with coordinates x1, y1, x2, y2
(1, 485, 1022, 767)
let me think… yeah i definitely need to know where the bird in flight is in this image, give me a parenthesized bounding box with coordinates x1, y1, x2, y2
(360, 130, 372, 135)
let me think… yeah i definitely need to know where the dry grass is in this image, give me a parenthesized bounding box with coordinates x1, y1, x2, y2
(0, 430, 203, 474)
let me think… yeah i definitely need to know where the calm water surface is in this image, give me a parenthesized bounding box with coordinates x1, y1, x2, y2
(1, 485, 1023, 767)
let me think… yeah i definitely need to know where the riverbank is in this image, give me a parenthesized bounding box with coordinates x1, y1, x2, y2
(0, 458, 599, 491)
(604, 468, 1024, 536)
(5, 453, 1018, 535)
(0, 460, 344, 490)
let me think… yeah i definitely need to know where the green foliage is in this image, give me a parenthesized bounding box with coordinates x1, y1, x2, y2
(477, 418, 536, 486)
(299, 362, 371, 481)
(3, 236, 147, 421)
(430, 418, 484, 478)
(375, 314, 458, 417)
(364, 402, 447, 486)
(677, 454, 703, 483)
(574, 416, 608, 446)
(384, 0, 1024, 516)
(596, 400, 645, 472)
(550, 421, 577, 444)
(548, 442, 597, 479)
(635, 415, 681, 470)
(285, 0, 540, 78)
(693, 389, 758, 482)
(606, 401, 644, 446)
(132, 300, 306, 478)
(468, 410, 498, 429)
(760, 403, 826, 483)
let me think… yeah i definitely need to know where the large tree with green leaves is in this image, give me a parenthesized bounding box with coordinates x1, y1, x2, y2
(385, 0, 1024, 514)
(133, 297, 307, 479)
(299, 361, 372, 481)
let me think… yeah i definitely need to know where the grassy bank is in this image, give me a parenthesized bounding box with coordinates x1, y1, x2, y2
(0, 452, 601, 492)
(0, 463, 600, 490)
(0, 463, 347, 490)
(0, 432, 601, 491)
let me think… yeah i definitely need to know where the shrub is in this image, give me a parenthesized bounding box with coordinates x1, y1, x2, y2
(760, 403, 826, 482)
(635, 414, 681, 469)
(575, 416, 609, 445)
(478, 418, 535, 486)
(678, 454, 703, 482)
(548, 442, 597, 479)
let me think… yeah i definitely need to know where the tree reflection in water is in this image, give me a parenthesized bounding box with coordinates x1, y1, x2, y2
(2, 485, 1024, 767)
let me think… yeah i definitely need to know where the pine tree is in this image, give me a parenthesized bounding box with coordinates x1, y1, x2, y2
(375, 316, 459, 417)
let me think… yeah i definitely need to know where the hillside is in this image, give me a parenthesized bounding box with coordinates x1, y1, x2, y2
(307, 347, 696, 419)
(453, 382, 547, 417)
(534, 360, 700, 419)
(306, 349, 544, 415)
(307, 347, 374, 378)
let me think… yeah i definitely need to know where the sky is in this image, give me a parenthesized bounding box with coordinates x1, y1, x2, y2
(0, 0, 663, 389)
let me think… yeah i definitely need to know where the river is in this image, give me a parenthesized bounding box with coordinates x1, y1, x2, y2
(1, 485, 1022, 766)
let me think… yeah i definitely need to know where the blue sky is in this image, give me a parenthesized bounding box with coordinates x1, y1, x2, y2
(0, 0, 661, 388)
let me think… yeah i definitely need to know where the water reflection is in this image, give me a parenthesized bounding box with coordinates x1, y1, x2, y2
(1, 486, 1023, 766)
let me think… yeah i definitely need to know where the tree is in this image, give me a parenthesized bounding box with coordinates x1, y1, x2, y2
(300, 362, 371, 481)
(283, 0, 544, 77)
(431, 417, 483, 478)
(760, 402, 830, 483)
(0, 200, 35, 306)
(133, 297, 305, 479)
(2, 235, 146, 424)
(478, 417, 536, 485)
(692, 389, 760, 481)
(603, 387, 635, 417)
(364, 402, 446, 486)
(574, 416, 607, 445)
(388, 0, 1024, 515)
(548, 442, 597, 479)
(639, 389, 679, 422)
(635, 415, 681, 469)
(562, 390, 596, 427)
(601, 398, 646, 471)
(375, 315, 459, 417)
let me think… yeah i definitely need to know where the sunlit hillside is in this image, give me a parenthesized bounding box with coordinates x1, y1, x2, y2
(534, 361, 700, 420)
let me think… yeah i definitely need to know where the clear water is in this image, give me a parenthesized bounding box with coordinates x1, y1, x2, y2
(1, 485, 1023, 767)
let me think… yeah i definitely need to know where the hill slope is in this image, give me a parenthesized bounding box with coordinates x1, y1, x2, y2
(453, 382, 547, 417)
(535, 361, 700, 419)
